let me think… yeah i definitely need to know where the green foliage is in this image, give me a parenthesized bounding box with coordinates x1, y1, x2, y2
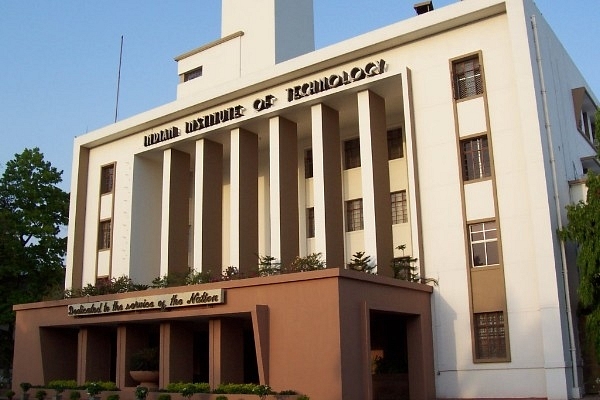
(68, 391, 80, 400)
(20, 383, 32, 394)
(106, 395, 119, 400)
(285, 253, 326, 273)
(85, 383, 102, 397)
(212, 383, 261, 394)
(164, 383, 209, 397)
(0, 148, 69, 388)
(347, 252, 375, 274)
(156, 394, 171, 400)
(214, 396, 228, 400)
(256, 255, 281, 277)
(6, 390, 15, 400)
(252, 384, 273, 400)
(390, 245, 437, 285)
(34, 390, 46, 400)
(297, 395, 310, 400)
(184, 269, 213, 285)
(134, 386, 148, 400)
(221, 266, 242, 281)
(277, 390, 297, 395)
(47, 380, 78, 392)
(560, 170, 600, 357)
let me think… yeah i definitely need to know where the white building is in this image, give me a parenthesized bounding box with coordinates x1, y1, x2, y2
(13, 0, 599, 399)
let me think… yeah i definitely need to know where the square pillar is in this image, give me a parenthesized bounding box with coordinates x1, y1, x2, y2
(194, 139, 223, 277)
(209, 318, 244, 388)
(311, 103, 345, 268)
(230, 128, 258, 274)
(161, 149, 190, 277)
(269, 116, 299, 266)
(358, 90, 393, 275)
(160, 322, 194, 387)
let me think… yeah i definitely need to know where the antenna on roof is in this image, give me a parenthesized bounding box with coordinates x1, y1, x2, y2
(114, 35, 124, 123)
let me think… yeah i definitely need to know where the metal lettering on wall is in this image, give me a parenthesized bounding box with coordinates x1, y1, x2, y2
(67, 288, 225, 317)
(141, 59, 387, 147)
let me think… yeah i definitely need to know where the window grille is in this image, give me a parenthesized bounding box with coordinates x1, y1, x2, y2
(461, 136, 491, 181)
(346, 199, 364, 232)
(454, 56, 483, 99)
(474, 311, 507, 360)
(391, 191, 408, 224)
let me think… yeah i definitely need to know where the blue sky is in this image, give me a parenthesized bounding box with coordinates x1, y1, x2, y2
(0, 0, 598, 190)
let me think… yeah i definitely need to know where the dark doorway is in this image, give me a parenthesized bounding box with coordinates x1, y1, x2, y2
(370, 311, 409, 400)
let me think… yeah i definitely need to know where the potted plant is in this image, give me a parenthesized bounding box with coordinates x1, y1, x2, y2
(34, 390, 47, 400)
(134, 386, 148, 400)
(86, 382, 102, 400)
(6, 390, 16, 400)
(129, 347, 159, 388)
(20, 383, 32, 400)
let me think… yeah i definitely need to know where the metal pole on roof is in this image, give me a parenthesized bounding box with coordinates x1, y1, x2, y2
(115, 35, 124, 123)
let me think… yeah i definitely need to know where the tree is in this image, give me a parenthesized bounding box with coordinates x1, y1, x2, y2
(0, 148, 69, 377)
(559, 110, 600, 356)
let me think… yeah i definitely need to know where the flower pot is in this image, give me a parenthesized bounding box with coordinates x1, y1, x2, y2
(129, 371, 159, 388)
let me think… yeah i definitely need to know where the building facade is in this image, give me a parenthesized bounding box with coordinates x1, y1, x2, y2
(12, 0, 599, 399)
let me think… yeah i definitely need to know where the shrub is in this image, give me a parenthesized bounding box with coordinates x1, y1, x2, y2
(106, 395, 119, 400)
(68, 391, 80, 400)
(215, 396, 228, 400)
(130, 348, 159, 371)
(285, 253, 325, 273)
(156, 394, 171, 400)
(277, 390, 297, 395)
(34, 390, 46, 400)
(6, 390, 15, 400)
(20, 383, 32, 394)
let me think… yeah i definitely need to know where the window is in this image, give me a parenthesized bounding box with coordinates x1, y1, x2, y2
(461, 136, 491, 181)
(453, 56, 483, 99)
(344, 138, 361, 169)
(387, 128, 403, 159)
(304, 149, 313, 179)
(391, 191, 408, 224)
(101, 164, 115, 194)
(468, 221, 499, 267)
(474, 311, 507, 360)
(306, 208, 315, 238)
(346, 199, 364, 232)
(184, 66, 203, 82)
(98, 220, 112, 250)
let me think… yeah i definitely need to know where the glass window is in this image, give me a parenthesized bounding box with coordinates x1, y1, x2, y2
(474, 311, 507, 360)
(101, 164, 115, 194)
(469, 221, 499, 267)
(306, 207, 315, 238)
(346, 199, 364, 232)
(453, 56, 483, 99)
(184, 66, 203, 82)
(391, 191, 408, 224)
(344, 138, 361, 169)
(387, 128, 403, 160)
(304, 149, 313, 179)
(98, 220, 112, 250)
(461, 136, 491, 181)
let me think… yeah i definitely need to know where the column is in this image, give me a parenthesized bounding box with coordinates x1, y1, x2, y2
(194, 139, 223, 277)
(160, 149, 190, 278)
(358, 90, 393, 275)
(209, 318, 244, 388)
(161, 322, 193, 387)
(230, 128, 258, 274)
(311, 103, 345, 268)
(269, 116, 299, 266)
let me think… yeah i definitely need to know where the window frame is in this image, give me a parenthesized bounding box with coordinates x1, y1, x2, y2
(100, 164, 115, 194)
(460, 135, 491, 182)
(98, 219, 112, 250)
(345, 198, 364, 232)
(306, 207, 315, 238)
(452, 54, 484, 100)
(468, 220, 499, 268)
(304, 149, 313, 179)
(344, 138, 361, 170)
(387, 128, 404, 160)
(473, 311, 509, 362)
(391, 190, 408, 225)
